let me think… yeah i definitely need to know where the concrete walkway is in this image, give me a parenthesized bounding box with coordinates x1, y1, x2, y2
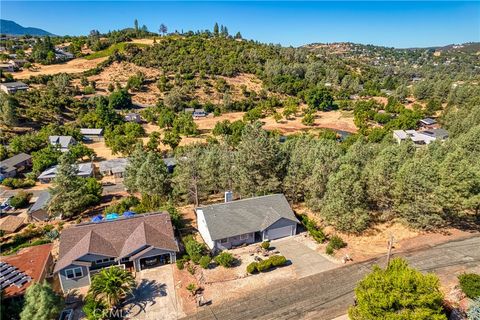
(273, 237, 338, 278)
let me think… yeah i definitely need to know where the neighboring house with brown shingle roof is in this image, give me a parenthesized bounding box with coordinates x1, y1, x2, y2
(0, 215, 25, 234)
(53, 212, 178, 293)
(0, 243, 53, 299)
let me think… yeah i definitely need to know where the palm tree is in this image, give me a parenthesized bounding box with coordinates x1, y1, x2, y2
(87, 267, 135, 308)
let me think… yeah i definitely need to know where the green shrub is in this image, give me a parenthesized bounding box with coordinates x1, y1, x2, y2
(246, 262, 258, 274)
(2, 178, 36, 189)
(325, 244, 334, 255)
(176, 259, 186, 270)
(261, 241, 270, 250)
(329, 235, 347, 250)
(214, 251, 235, 268)
(186, 283, 197, 295)
(9, 191, 32, 209)
(183, 235, 206, 264)
(199, 255, 211, 269)
(257, 259, 272, 272)
(300, 215, 326, 243)
(458, 273, 480, 299)
(187, 264, 196, 275)
(269, 255, 287, 267)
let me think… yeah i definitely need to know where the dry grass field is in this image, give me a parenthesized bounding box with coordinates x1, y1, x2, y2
(13, 57, 108, 79)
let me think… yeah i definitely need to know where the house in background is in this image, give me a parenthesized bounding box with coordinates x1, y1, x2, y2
(163, 157, 176, 174)
(0, 243, 54, 299)
(0, 153, 32, 181)
(124, 113, 142, 123)
(99, 158, 128, 178)
(393, 128, 449, 145)
(0, 215, 26, 235)
(193, 108, 207, 118)
(28, 191, 51, 222)
(419, 118, 438, 129)
(53, 212, 179, 293)
(80, 128, 104, 142)
(38, 162, 93, 183)
(196, 194, 299, 251)
(0, 81, 29, 94)
(0, 63, 15, 72)
(49, 135, 76, 152)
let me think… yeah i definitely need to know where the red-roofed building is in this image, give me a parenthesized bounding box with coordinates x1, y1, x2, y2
(0, 243, 53, 299)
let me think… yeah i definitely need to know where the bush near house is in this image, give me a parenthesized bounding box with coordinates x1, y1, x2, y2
(199, 255, 211, 269)
(214, 251, 235, 268)
(247, 262, 258, 274)
(326, 235, 347, 255)
(300, 215, 326, 243)
(248, 255, 288, 273)
(183, 235, 207, 264)
(9, 191, 32, 209)
(458, 273, 480, 299)
(261, 241, 270, 250)
(2, 178, 36, 189)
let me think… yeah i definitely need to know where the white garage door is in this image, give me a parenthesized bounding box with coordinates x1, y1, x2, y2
(266, 226, 293, 240)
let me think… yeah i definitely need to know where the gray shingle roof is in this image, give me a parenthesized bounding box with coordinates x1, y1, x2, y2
(38, 163, 93, 180)
(0, 153, 31, 174)
(49, 136, 75, 149)
(99, 158, 128, 173)
(197, 194, 299, 241)
(28, 191, 51, 214)
(80, 128, 103, 136)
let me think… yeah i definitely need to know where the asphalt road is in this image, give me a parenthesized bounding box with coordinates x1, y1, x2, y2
(182, 236, 480, 320)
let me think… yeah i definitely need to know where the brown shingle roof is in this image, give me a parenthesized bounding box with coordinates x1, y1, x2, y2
(0, 215, 25, 233)
(54, 212, 178, 273)
(0, 243, 53, 298)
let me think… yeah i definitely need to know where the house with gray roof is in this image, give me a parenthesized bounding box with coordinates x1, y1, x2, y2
(196, 194, 299, 251)
(393, 128, 448, 145)
(49, 136, 76, 152)
(99, 158, 128, 178)
(0, 81, 29, 94)
(28, 191, 51, 222)
(53, 212, 178, 293)
(0, 153, 32, 181)
(38, 162, 93, 183)
(80, 128, 103, 142)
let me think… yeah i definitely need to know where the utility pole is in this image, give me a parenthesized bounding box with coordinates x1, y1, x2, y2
(386, 234, 394, 267)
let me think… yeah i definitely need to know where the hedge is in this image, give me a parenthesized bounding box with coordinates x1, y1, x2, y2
(199, 255, 211, 269)
(247, 255, 287, 274)
(458, 273, 480, 299)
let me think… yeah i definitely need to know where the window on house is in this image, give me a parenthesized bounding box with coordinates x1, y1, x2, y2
(240, 234, 248, 240)
(95, 257, 114, 264)
(65, 267, 83, 279)
(219, 238, 229, 244)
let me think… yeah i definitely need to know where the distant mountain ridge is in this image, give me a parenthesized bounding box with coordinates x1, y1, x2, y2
(0, 19, 53, 36)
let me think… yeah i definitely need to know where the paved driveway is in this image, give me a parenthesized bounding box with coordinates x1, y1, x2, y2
(272, 237, 338, 278)
(123, 265, 185, 320)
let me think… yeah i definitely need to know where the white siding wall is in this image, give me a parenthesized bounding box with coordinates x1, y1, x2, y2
(196, 209, 215, 249)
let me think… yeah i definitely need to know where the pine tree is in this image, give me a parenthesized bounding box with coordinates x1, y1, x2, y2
(136, 151, 169, 197)
(213, 22, 219, 35)
(0, 94, 19, 126)
(234, 123, 282, 197)
(20, 282, 63, 320)
(173, 146, 207, 206)
(124, 143, 147, 192)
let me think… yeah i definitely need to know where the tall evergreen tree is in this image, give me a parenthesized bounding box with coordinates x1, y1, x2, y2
(136, 151, 170, 197)
(173, 146, 207, 206)
(124, 143, 147, 193)
(213, 22, 219, 36)
(233, 123, 282, 197)
(20, 282, 63, 320)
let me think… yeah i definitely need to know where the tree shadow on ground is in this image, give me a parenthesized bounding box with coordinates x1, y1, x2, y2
(122, 279, 167, 316)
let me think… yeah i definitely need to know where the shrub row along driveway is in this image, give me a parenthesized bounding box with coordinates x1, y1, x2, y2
(182, 236, 480, 320)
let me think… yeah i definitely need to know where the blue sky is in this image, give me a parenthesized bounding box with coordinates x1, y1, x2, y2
(1, 1, 479, 48)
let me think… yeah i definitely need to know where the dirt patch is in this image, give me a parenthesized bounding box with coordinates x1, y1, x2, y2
(194, 109, 357, 134)
(86, 141, 116, 161)
(13, 57, 108, 79)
